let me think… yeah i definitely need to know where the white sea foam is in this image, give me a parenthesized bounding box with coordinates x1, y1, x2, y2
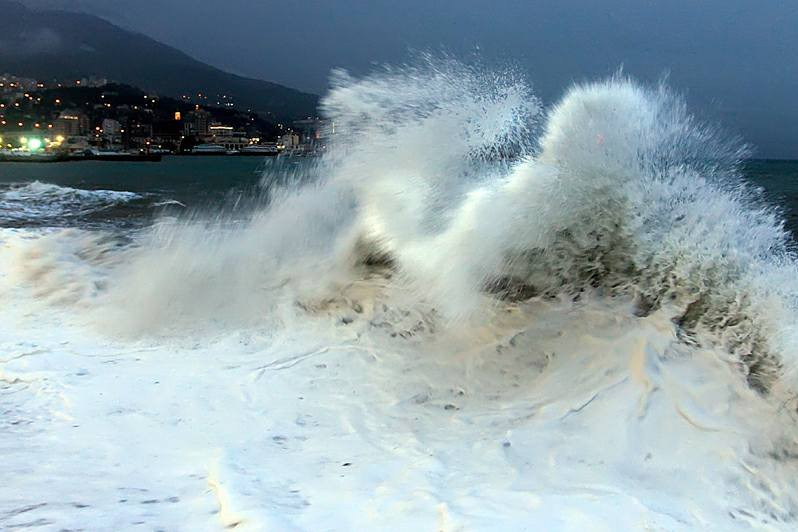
(2, 59, 798, 529)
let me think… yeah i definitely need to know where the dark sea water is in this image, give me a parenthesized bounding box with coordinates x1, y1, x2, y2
(0, 156, 296, 230)
(743, 160, 798, 237)
(1, 156, 796, 236)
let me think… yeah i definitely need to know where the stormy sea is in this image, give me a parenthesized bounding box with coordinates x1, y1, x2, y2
(2, 61, 798, 530)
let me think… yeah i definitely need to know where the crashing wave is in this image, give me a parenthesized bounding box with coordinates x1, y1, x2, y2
(320, 66, 797, 395)
(4, 60, 798, 399)
(5, 59, 798, 530)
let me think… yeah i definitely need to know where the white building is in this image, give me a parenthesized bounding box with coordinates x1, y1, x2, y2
(101, 119, 122, 136)
(278, 132, 300, 150)
(101, 119, 123, 145)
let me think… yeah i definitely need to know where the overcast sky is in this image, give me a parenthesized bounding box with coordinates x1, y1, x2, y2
(19, 0, 798, 157)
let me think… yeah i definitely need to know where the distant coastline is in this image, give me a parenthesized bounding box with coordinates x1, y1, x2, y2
(1, 75, 329, 161)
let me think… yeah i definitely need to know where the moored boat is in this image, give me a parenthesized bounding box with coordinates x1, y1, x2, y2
(191, 144, 228, 155)
(83, 149, 162, 162)
(0, 150, 69, 162)
(240, 144, 279, 156)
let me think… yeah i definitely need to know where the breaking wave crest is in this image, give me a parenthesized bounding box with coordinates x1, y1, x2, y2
(321, 63, 798, 394)
(4, 59, 798, 398)
(0, 180, 184, 231)
(0, 181, 142, 221)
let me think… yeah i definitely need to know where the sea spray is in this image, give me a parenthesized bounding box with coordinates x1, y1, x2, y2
(321, 66, 797, 393)
(3, 59, 798, 398)
(319, 58, 541, 316)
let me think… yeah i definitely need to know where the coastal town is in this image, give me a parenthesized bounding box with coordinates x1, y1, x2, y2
(0, 73, 327, 162)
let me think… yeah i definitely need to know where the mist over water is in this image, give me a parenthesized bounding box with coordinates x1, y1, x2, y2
(3, 58, 798, 529)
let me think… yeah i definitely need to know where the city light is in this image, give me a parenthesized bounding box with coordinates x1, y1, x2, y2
(0, 74, 304, 157)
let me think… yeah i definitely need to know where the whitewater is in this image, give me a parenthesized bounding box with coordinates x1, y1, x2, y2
(2, 61, 798, 530)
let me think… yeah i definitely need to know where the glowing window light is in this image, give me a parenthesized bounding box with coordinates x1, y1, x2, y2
(28, 138, 42, 150)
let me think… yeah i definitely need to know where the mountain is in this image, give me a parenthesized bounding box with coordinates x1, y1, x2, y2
(0, 0, 318, 120)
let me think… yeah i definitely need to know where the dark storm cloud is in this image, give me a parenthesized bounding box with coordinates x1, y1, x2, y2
(16, 0, 798, 157)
